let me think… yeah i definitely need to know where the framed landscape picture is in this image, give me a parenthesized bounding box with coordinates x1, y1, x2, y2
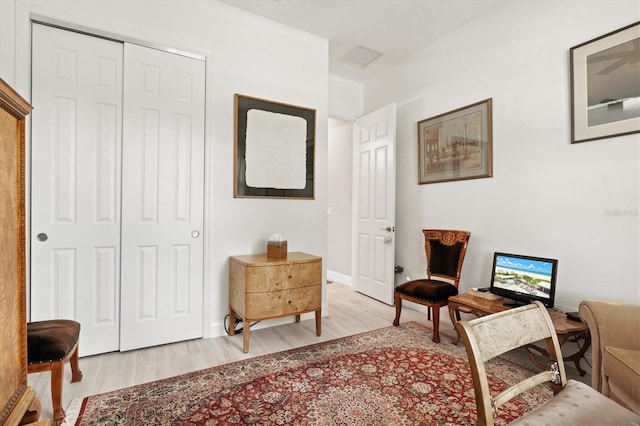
(570, 21, 640, 143)
(417, 98, 493, 184)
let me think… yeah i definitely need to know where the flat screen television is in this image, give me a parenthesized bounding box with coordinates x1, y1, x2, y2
(489, 252, 558, 308)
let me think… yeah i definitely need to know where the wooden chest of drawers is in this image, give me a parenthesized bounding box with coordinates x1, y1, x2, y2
(228, 252, 322, 352)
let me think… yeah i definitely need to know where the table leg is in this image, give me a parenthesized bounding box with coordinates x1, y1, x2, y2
(448, 304, 461, 345)
(229, 307, 236, 336)
(524, 330, 590, 376)
(315, 309, 322, 336)
(562, 330, 591, 376)
(243, 324, 250, 353)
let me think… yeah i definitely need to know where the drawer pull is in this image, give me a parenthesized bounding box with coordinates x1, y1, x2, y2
(288, 275, 292, 279)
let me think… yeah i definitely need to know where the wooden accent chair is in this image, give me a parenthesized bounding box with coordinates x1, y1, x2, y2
(27, 320, 83, 426)
(393, 229, 470, 343)
(457, 301, 640, 425)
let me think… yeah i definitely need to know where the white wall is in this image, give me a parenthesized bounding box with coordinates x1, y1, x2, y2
(328, 74, 363, 120)
(326, 75, 362, 285)
(1, 0, 329, 338)
(327, 118, 354, 283)
(366, 0, 640, 310)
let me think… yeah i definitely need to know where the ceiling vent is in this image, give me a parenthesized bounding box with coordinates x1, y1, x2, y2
(338, 45, 383, 69)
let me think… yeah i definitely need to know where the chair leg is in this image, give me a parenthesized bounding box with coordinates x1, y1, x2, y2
(431, 306, 441, 343)
(69, 343, 83, 383)
(393, 293, 401, 326)
(50, 360, 66, 426)
(427, 306, 431, 321)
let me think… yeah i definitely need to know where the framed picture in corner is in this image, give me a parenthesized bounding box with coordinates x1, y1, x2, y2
(570, 21, 640, 143)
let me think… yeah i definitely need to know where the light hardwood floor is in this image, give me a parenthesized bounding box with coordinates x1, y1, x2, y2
(28, 282, 591, 422)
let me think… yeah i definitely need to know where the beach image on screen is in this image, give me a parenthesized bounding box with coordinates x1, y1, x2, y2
(493, 255, 553, 298)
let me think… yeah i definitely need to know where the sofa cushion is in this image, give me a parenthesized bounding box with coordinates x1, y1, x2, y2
(603, 347, 640, 413)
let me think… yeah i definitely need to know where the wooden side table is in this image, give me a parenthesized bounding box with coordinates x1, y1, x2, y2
(448, 293, 590, 376)
(229, 252, 322, 353)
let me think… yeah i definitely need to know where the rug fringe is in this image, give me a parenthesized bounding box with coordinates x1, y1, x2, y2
(65, 399, 83, 425)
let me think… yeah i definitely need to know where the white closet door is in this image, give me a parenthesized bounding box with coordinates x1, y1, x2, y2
(31, 23, 123, 356)
(32, 25, 206, 355)
(119, 44, 205, 351)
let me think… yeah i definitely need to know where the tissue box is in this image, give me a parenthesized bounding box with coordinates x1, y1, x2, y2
(267, 241, 287, 259)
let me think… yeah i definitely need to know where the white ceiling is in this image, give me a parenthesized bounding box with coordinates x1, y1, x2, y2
(217, 0, 508, 83)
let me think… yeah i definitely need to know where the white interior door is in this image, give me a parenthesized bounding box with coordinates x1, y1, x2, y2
(119, 44, 205, 351)
(352, 103, 397, 304)
(31, 24, 123, 356)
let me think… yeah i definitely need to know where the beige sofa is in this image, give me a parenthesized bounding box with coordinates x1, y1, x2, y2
(579, 300, 640, 415)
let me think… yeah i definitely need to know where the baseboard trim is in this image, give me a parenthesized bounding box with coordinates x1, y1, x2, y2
(327, 269, 351, 286)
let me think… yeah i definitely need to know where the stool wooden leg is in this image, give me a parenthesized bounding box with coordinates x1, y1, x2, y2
(50, 360, 66, 426)
(69, 343, 83, 383)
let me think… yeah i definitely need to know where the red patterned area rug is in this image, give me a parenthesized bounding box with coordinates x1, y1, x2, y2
(74, 322, 551, 425)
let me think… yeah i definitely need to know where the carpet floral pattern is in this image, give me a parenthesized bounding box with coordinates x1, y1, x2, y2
(75, 322, 551, 425)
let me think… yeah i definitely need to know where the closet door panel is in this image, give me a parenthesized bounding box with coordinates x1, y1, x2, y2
(31, 23, 123, 356)
(120, 43, 205, 351)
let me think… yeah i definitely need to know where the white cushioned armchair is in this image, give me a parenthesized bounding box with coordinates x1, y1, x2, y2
(579, 300, 640, 415)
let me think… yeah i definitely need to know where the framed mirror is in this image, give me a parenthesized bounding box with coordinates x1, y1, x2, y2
(234, 94, 316, 199)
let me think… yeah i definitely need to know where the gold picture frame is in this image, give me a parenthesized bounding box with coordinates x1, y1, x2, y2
(417, 98, 493, 184)
(570, 21, 640, 143)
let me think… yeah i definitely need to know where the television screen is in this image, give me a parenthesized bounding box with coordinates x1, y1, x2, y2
(489, 252, 558, 308)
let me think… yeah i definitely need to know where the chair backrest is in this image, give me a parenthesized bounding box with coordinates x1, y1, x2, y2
(457, 301, 568, 426)
(423, 229, 470, 286)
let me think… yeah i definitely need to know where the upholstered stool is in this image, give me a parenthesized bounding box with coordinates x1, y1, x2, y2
(27, 320, 83, 426)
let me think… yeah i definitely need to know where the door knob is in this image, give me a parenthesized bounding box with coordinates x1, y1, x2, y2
(191, 230, 200, 238)
(36, 233, 48, 242)
(380, 226, 394, 232)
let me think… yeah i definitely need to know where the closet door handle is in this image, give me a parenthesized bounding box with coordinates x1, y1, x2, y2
(37, 233, 48, 242)
(191, 230, 200, 238)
